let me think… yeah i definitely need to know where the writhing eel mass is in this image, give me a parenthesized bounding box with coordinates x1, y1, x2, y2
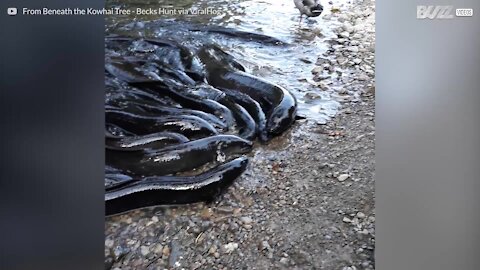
(105, 28, 297, 215)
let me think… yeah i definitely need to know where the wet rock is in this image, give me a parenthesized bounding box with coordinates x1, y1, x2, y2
(311, 66, 323, 75)
(347, 46, 359, 53)
(353, 58, 362, 65)
(304, 92, 322, 100)
(339, 31, 350, 38)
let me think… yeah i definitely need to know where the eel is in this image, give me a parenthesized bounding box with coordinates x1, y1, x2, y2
(221, 89, 268, 142)
(188, 85, 257, 140)
(105, 60, 153, 83)
(131, 80, 236, 129)
(105, 157, 249, 216)
(105, 110, 218, 137)
(106, 135, 252, 177)
(106, 132, 189, 151)
(121, 102, 227, 131)
(197, 45, 297, 137)
(105, 165, 136, 191)
(188, 26, 287, 45)
(106, 123, 136, 137)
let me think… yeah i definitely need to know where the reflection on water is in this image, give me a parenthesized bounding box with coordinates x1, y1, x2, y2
(106, 0, 352, 123)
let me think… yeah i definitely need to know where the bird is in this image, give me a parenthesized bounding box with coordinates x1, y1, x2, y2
(294, 0, 324, 24)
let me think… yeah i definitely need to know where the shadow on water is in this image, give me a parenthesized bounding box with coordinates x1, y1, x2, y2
(105, 0, 351, 123)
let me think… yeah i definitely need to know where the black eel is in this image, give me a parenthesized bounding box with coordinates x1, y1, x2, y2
(106, 110, 218, 137)
(197, 45, 297, 137)
(106, 132, 189, 151)
(105, 165, 136, 191)
(188, 84, 257, 140)
(110, 101, 227, 131)
(106, 135, 252, 177)
(105, 157, 249, 216)
(188, 26, 287, 45)
(221, 89, 268, 142)
(131, 80, 236, 129)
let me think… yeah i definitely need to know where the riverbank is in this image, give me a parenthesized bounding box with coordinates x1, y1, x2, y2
(105, 0, 375, 269)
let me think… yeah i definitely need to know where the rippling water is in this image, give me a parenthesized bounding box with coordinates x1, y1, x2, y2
(105, 0, 352, 123)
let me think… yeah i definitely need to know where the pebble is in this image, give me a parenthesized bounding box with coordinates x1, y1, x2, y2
(343, 217, 352, 223)
(347, 46, 359, 53)
(339, 31, 350, 38)
(140, 245, 150, 256)
(223, 242, 239, 253)
(154, 244, 164, 254)
(240, 216, 253, 225)
(356, 212, 366, 219)
(338, 174, 350, 181)
(311, 66, 323, 75)
(105, 239, 114, 249)
(280, 257, 289, 265)
(260, 240, 271, 251)
(343, 23, 354, 33)
(305, 92, 322, 100)
(353, 58, 362, 65)
(162, 245, 171, 257)
(208, 245, 218, 254)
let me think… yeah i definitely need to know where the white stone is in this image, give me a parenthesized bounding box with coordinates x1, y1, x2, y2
(338, 174, 350, 182)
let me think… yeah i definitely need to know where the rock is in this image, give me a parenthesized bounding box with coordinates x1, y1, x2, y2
(343, 23, 354, 33)
(338, 31, 350, 38)
(337, 57, 348, 66)
(259, 240, 271, 251)
(338, 174, 350, 181)
(223, 242, 239, 253)
(105, 239, 114, 249)
(200, 208, 213, 219)
(140, 245, 150, 256)
(113, 246, 129, 260)
(347, 46, 359, 53)
(304, 92, 321, 100)
(357, 74, 369, 81)
(353, 58, 362, 65)
(311, 66, 323, 75)
(154, 244, 164, 254)
(356, 212, 366, 219)
(280, 257, 289, 265)
(162, 245, 171, 257)
(208, 245, 218, 254)
(343, 217, 352, 223)
(350, 40, 360, 46)
(240, 216, 253, 225)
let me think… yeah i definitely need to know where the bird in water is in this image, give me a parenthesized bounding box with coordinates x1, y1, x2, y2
(293, 0, 324, 24)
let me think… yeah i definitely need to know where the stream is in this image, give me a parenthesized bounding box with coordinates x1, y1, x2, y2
(105, 0, 353, 124)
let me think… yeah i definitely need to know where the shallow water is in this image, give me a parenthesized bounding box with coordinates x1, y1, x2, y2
(106, 0, 352, 123)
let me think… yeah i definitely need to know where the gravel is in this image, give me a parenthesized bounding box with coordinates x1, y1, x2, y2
(105, 0, 375, 269)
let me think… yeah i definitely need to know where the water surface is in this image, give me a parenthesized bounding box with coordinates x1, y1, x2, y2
(106, 0, 352, 123)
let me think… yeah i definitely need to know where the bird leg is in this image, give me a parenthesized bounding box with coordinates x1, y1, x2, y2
(299, 14, 303, 25)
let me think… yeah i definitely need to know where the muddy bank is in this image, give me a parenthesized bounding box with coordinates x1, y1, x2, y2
(105, 0, 375, 269)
